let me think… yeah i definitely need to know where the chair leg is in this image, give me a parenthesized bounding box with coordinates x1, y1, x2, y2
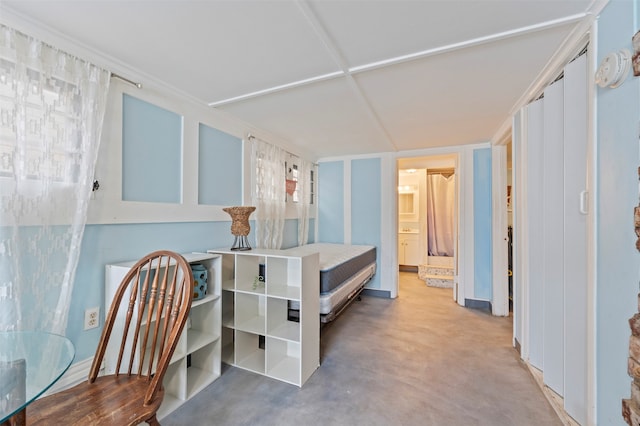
(145, 414, 160, 426)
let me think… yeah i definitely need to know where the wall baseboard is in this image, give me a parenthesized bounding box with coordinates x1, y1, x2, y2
(526, 362, 580, 426)
(44, 357, 98, 396)
(464, 298, 492, 312)
(398, 265, 418, 272)
(362, 288, 391, 298)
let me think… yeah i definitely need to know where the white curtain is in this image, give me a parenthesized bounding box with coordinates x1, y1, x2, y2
(426, 174, 455, 256)
(296, 158, 314, 246)
(252, 138, 286, 249)
(0, 25, 111, 333)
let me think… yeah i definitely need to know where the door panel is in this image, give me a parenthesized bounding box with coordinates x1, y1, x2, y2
(562, 53, 588, 425)
(542, 78, 565, 395)
(525, 99, 545, 370)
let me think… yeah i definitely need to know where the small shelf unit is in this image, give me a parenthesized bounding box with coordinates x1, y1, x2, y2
(104, 252, 222, 420)
(208, 248, 319, 387)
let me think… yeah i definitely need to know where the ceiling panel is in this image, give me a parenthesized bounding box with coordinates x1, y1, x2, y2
(308, 0, 591, 67)
(219, 77, 394, 158)
(355, 23, 578, 151)
(3, 1, 340, 102)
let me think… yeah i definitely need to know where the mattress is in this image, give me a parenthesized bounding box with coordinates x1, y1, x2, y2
(289, 262, 376, 315)
(284, 243, 377, 293)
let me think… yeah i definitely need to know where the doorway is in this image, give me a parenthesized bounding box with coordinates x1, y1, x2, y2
(397, 154, 458, 300)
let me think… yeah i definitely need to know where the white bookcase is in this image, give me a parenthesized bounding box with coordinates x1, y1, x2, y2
(208, 248, 319, 387)
(104, 252, 222, 419)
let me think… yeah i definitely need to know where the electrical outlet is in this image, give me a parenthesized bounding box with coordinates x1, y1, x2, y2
(84, 307, 99, 330)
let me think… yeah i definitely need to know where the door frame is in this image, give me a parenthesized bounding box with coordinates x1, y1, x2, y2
(395, 151, 461, 302)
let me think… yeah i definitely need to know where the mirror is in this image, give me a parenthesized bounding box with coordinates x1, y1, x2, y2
(399, 192, 415, 215)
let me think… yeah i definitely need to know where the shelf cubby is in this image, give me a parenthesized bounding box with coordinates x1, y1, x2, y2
(265, 256, 301, 300)
(267, 297, 300, 342)
(186, 342, 220, 398)
(234, 292, 265, 334)
(235, 330, 265, 374)
(157, 357, 187, 419)
(221, 326, 234, 365)
(266, 337, 301, 385)
(235, 255, 266, 294)
(221, 290, 235, 328)
(187, 294, 220, 354)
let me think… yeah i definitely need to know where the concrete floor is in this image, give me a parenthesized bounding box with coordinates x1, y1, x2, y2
(162, 272, 561, 426)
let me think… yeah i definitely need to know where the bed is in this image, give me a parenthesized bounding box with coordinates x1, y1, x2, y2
(283, 243, 377, 323)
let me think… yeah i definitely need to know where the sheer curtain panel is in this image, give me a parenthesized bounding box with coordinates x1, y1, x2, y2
(296, 159, 314, 246)
(0, 25, 110, 333)
(251, 138, 286, 249)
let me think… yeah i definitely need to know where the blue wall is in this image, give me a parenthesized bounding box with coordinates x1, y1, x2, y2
(318, 161, 344, 243)
(351, 158, 382, 289)
(596, 1, 640, 423)
(122, 94, 182, 203)
(317, 158, 382, 290)
(198, 124, 243, 206)
(473, 148, 492, 300)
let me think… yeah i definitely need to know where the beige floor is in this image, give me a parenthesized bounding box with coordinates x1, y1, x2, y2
(163, 272, 562, 426)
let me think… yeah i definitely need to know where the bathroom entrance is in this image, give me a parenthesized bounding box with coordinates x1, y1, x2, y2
(397, 154, 458, 296)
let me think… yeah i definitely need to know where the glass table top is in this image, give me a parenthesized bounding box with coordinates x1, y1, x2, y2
(0, 331, 75, 422)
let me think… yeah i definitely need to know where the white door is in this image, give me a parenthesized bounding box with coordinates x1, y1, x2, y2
(562, 52, 588, 425)
(525, 98, 545, 371)
(542, 78, 565, 395)
(512, 52, 589, 424)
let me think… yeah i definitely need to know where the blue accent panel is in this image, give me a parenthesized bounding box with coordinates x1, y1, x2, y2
(318, 162, 344, 243)
(308, 218, 315, 244)
(351, 158, 382, 289)
(473, 148, 492, 300)
(122, 94, 182, 203)
(198, 124, 242, 206)
(281, 219, 299, 249)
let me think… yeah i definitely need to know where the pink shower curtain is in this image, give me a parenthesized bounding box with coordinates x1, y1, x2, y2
(426, 174, 455, 256)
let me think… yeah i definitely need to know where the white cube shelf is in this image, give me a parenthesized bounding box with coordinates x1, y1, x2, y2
(104, 252, 222, 420)
(208, 248, 319, 387)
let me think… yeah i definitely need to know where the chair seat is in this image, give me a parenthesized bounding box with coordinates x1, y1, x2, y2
(27, 375, 164, 426)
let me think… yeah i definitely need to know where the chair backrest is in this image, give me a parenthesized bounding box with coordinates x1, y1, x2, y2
(90, 250, 194, 405)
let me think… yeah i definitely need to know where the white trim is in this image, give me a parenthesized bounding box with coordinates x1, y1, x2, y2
(382, 154, 398, 298)
(343, 160, 352, 244)
(88, 79, 310, 225)
(318, 151, 395, 163)
(44, 357, 97, 396)
(491, 1, 608, 145)
(491, 144, 509, 316)
(208, 71, 343, 107)
(462, 148, 475, 303)
(453, 152, 465, 305)
(586, 25, 598, 426)
(350, 14, 586, 75)
(511, 112, 521, 346)
(515, 106, 530, 362)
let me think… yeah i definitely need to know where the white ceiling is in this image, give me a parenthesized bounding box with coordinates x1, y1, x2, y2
(1, 0, 596, 160)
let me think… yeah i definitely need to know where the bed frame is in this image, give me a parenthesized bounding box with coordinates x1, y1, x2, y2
(284, 243, 377, 323)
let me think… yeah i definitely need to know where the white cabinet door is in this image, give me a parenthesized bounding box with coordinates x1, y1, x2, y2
(399, 234, 420, 266)
(404, 235, 421, 266)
